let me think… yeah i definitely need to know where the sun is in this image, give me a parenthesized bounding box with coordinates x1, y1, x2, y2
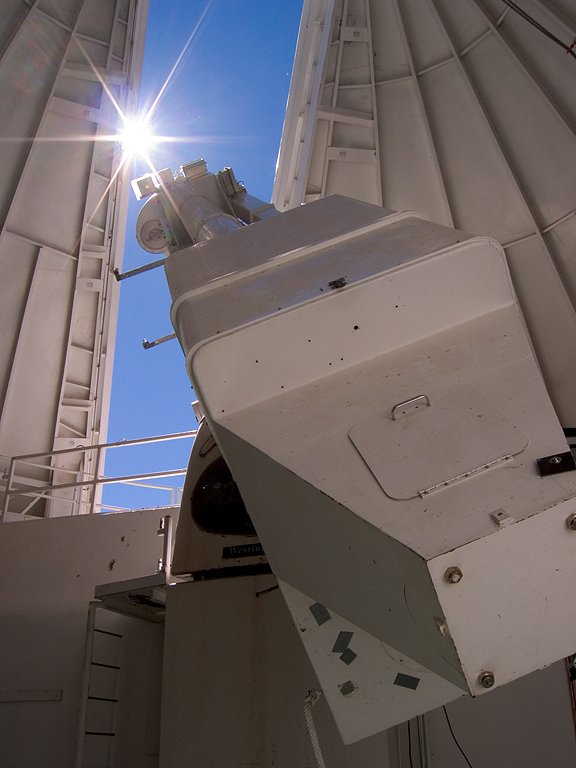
(119, 118, 156, 159)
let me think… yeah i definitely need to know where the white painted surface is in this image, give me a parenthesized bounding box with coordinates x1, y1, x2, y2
(349, 383, 528, 500)
(161, 578, 576, 767)
(213, 308, 569, 561)
(164, 188, 576, 728)
(429, 496, 576, 693)
(280, 581, 462, 743)
(274, 0, 576, 427)
(0, 509, 167, 768)
(161, 577, 394, 768)
(0, 0, 149, 517)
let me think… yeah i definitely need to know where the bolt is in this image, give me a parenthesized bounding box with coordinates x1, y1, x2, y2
(549, 456, 563, 465)
(566, 513, 576, 531)
(478, 671, 495, 689)
(444, 567, 463, 584)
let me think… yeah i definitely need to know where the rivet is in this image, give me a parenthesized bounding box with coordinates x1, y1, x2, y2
(478, 671, 495, 689)
(549, 456, 563, 465)
(444, 567, 463, 584)
(566, 513, 576, 531)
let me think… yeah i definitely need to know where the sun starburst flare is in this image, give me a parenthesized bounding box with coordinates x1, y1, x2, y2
(119, 118, 156, 159)
(6, 0, 218, 253)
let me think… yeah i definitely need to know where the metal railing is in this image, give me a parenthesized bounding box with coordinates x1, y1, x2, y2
(1, 431, 196, 522)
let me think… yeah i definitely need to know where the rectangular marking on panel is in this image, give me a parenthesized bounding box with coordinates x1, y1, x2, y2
(332, 631, 354, 653)
(340, 648, 357, 665)
(339, 680, 357, 696)
(309, 602, 331, 625)
(394, 672, 420, 690)
(222, 543, 265, 559)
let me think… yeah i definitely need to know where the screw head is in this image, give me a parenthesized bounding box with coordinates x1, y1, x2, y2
(478, 671, 495, 689)
(444, 566, 463, 584)
(566, 514, 576, 531)
(549, 455, 563, 465)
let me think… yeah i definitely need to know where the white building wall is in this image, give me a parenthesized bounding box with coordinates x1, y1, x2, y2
(161, 578, 576, 768)
(0, 0, 149, 517)
(0, 508, 169, 768)
(161, 577, 395, 768)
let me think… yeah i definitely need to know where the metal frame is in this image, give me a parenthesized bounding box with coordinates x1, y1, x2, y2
(273, 0, 337, 211)
(1, 430, 196, 522)
(0, 0, 150, 519)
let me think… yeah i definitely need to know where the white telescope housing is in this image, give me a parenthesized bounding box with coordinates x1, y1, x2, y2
(150, 165, 576, 742)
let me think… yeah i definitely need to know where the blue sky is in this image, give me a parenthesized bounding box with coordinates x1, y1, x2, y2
(103, 1, 303, 510)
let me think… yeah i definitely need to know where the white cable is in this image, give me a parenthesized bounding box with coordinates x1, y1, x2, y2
(304, 689, 327, 768)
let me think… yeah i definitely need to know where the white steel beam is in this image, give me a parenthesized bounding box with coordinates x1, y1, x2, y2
(0, 0, 150, 518)
(365, 0, 383, 205)
(273, 0, 337, 210)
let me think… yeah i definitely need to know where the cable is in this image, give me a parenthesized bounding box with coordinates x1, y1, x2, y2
(304, 689, 327, 768)
(443, 706, 474, 768)
(500, 0, 576, 59)
(407, 719, 415, 768)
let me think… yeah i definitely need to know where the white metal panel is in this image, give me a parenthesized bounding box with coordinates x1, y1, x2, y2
(208, 422, 467, 690)
(428, 497, 576, 693)
(0, 508, 168, 768)
(279, 580, 463, 743)
(166, 193, 576, 712)
(349, 385, 528, 500)
(186, 236, 518, 418)
(162, 576, 396, 767)
(213, 309, 568, 563)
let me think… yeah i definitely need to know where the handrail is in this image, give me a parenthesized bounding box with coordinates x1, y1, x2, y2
(1, 430, 196, 522)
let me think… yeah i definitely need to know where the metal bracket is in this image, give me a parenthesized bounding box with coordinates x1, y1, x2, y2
(391, 395, 430, 420)
(490, 508, 514, 529)
(142, 333, 177, 350)
(114, 257, 166, 281)
(537, 451, 576, 476)
(328, 276, 347, 290)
